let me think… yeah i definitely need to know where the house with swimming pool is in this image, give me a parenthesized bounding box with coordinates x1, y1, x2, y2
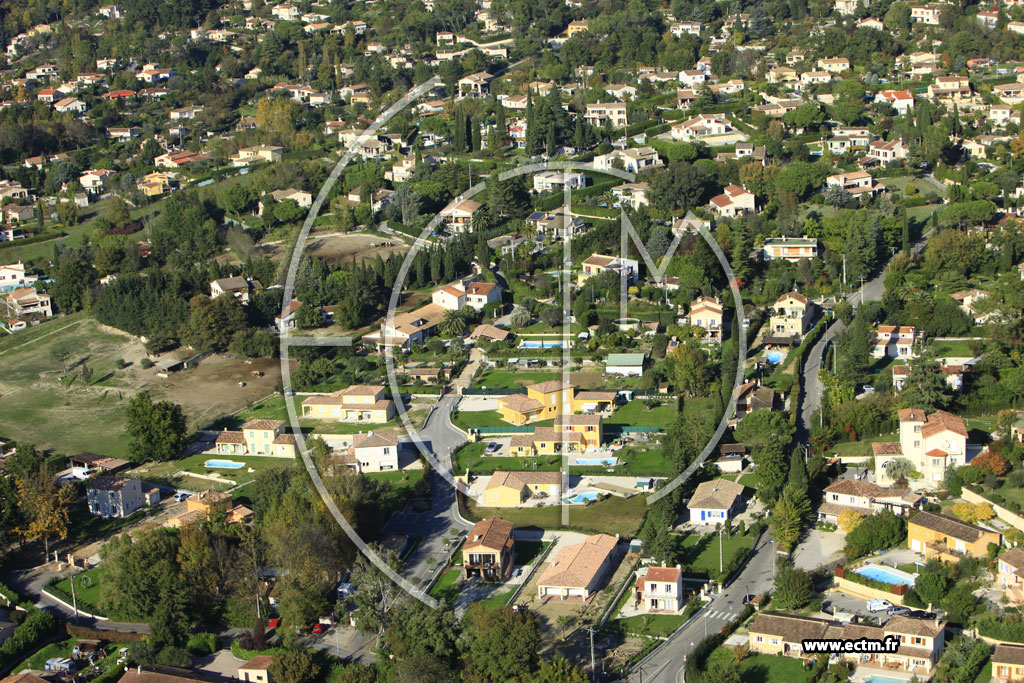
(214, 419, 297, 458)
(483, 471, 562, 506)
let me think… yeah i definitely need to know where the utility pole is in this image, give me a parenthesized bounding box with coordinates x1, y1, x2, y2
(70, 573, 78, 622)
(842, 254, 847, 290)
(587, 626, 597, 683)
(860, 276, 866, 305)
(719, 526, 724, 574)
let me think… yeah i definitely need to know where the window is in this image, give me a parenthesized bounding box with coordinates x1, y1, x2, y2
(913, 440, 920, 448)
(914, 425, 921, 432)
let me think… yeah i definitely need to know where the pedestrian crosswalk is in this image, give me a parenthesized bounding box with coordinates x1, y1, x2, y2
(704, 609, 735, 621)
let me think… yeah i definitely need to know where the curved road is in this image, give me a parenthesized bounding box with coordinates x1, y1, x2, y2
(796, 230, 932, 440)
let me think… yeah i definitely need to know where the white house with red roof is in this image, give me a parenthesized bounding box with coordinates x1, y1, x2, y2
(634, 564, 685, 612)
(873, 409, 969, 487)
(708, 185, 756, 218)
(876, 89, 915, 115)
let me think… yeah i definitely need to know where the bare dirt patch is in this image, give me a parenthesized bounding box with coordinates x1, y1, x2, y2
(257, 231, 409, 266)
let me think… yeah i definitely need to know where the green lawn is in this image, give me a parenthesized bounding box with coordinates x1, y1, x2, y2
(453, 410, 512, 430)
(975, 660, 992, 683)
(618, 446, 669, 475)
(12, 638, 79, 673)
(66, 502, 149, 543)
(428, 568, 462, 605)
(466, 493, 647, 537)
(830, 432, 898, 459)
(454, 442, 562, 475)
(928, 338, 983, 358)
(475, 587, 514, 610)
(609, 613, 689, 637)
(707, 649, 815, 683)
(0, 317, 137, 456)
(475, 370, 561, 389)
(365, 468, 426, 510)
(49, 565, 106, 616)
(514, 541, 547, 565)
(679, 532, 754, 578)
(134, 451, 297, 491)
(606, 400, 679, 430)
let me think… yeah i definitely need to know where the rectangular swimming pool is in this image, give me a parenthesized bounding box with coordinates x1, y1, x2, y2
(853, 564, 916, 587)
(519, 340, 565, 349)
(574, 457, 619, 466)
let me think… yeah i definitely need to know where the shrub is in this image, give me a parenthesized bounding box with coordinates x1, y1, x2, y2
(140, 358, 154, 369)
(186, 632, 218, 656)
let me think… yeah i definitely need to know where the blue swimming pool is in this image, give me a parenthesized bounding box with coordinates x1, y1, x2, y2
(765, 351, 786, 364)
(519, 340, 565, 349)
(853, 564, 915, 587)
(575, 457, 619, 466)
(567, 491, 601, 504)
(205, 459, 245, 469)
(864, 676, 911, 683)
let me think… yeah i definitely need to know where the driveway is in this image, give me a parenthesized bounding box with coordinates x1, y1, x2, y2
(792, 528, 846, 571)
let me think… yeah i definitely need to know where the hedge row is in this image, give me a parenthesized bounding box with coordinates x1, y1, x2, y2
(534, 179, 621, 212)
(230, 638, 286, 661)
(976, 615, 1024, 642)
(0, 230, 65, 251)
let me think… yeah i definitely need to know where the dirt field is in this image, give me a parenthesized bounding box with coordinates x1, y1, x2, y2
(0, 316, 292, 456)
(259, 231, 409, 266)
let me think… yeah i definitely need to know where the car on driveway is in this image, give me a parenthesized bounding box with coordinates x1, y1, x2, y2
(888, 606, 910, 617)
(486, 442, 500, 453)
(867, 599, 893, 612)
(173, 492, 192, 503)
(312, 623, 324, 634)
(907, 610, 936, 619)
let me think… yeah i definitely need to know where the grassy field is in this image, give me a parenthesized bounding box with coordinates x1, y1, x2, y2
(929, 339, 983, 358)
(475, 587, 515, 610)
(618, 445, 669, 475)
(679, 532, 754, 578)
(453, 410, 512, 430)
(829, 432, 897, 459)
(133, 452, 297, 491)
(707, 649, 815, 683)
(365, 468, 426, 510)
(465, 493, 648, 537)
(606, 400, 678, 430)
(0, 318, 138, 456)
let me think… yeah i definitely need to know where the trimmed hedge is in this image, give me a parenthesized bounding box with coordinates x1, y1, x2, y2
(0, 231, 65, 251)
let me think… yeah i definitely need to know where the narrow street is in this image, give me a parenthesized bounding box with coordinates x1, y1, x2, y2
(627, 534, 777, 682)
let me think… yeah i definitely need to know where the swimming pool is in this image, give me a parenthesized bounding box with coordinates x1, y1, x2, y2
(205, 459, 245, 469)
(853, 564, 916, 587)
(863, 676, 912, 683)
(519, 340, 565, 349)
(765, 351, 786, 364)
(575, 457, 619, 466)
(566, 491, 601, 504)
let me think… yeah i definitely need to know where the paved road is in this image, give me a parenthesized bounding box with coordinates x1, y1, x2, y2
(388, 394, 472, 591)
(627, 534, 777, 683)
(796, 232, 932, 441)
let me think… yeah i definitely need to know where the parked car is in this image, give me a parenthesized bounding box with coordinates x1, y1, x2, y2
(312, 623, 325, 634)
(907, 610, 936, 620)
(486, 442, 500, 454)
(866, 599, 893, 612)
(173, 492, 192, 502)
(888, 606, 911, 617)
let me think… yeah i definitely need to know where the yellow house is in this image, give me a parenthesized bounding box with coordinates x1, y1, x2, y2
(508, 427, 588, 456)
(214, 419, 296, 458)
(497, 381, 616, 425)
(136, 171, 178, 196)
(301, 385, 396, 423)
(769, 291, 811, 338)
(483, 471, 562, 506)
(907, 510, 1001, 561)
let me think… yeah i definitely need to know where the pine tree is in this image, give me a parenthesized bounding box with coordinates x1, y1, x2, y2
(471, 116, 482, 152)
(525, 91, 539, 156)
(454, 109, 466, 154)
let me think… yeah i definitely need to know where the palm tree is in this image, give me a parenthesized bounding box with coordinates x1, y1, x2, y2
(440, 309, 467, 337)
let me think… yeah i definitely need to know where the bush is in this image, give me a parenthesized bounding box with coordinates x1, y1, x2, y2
(0, 608, 60, 669)
(140, 358, 154, 369)
(186, 632, 218, 656)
